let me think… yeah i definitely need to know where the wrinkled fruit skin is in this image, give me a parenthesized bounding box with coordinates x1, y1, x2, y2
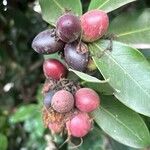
(44, 90, 55, 108)
(75, 88, 100, 112)
(48, 122, 62, 134)
(64, 41, 89, 71)
(56, 14, 81, 43)
(32, 29, 64, 54)
(81, 10, 109, 42)
(66, 112, 91, 137)
(43, 59, 67, 80)
(51, 90, 74, 113)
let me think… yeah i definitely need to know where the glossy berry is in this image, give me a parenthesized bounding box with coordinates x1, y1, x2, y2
(43, 59, 67, 80)
(64, 41, 89, 71)
(75, 88, 100, 112)
(32, 29, 64, 54)
(66, 112, 91, 137)
(51, 90, 74, 113)
(56, 14, 81, 43)
(44, 90, 55, 108)
(81, 10, 109, 42)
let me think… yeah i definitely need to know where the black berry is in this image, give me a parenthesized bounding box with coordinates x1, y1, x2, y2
(56, 14, 81, 43)
(32, 29, 64, 54)
(44, 90, 55, 108)
(64, 41, 89, 71)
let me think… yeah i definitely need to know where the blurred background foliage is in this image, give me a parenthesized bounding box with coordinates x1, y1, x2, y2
(0, 0, 150, 150)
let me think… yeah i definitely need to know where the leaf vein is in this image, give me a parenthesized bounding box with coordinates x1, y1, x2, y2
(51, 0, 64, 12)
(94, 43, 150, 99)
(100, 107, 143, 141)
(98, 0, 110, 9)
(117, 28, 150, 37)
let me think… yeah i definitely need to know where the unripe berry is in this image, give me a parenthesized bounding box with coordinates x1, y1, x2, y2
(51, 90, 74, 113)
(43, 59, 67, 80)
(66, 112, 91, 137)
(43, 91, 55, 108)
(81, 10, 109, 42)
(56, 14, 81, 43)
(48, 122, 62, 134)
(75, 88, 100, 112)
(64, 41, 89, 71)
(32, 29, 64, 54)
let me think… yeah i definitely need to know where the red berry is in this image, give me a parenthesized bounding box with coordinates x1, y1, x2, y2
(32, 29, 64, 54)
(51, 90, 74, 113)
(43, 59, 67, 80)
(66, 112, 91, 137)
(56, 14, 81, 43)
(80, 10, 109, 42)
(75, 88, 100, 112)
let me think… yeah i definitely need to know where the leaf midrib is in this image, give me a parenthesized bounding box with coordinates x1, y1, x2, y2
(51, 0, 64, 12)
(94, 43, 150, 100)
(98, 107, 143, 141)
(98, 0, 110, 9)
(117, 27, 150, 37)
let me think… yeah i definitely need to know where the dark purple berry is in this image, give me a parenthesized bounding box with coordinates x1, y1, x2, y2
(44, 90, 55, 108)
(64, 41, 89, 71)
(56, 14, 81, 43)
(32, 29, 64, 54)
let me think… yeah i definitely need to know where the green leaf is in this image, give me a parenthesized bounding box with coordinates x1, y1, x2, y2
(89, 40, 150, 117)
(92, 96, 150, 148)
(10, 104, 39, 123)
(78, 127, 104, 150)
(44, 53, 65, 64)
(24, 114, 45, 138)
(0, 133, 8, 150)
(39, 0, 82, 26)
(84, 82, 114, 95)
(69, 68, 109, 83)
(109, 9, 150, 49)
(109, 138, 137, 150)
(88, 0, 136, 13)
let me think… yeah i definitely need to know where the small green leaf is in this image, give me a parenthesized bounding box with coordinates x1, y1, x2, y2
(44, 53, 65, 63)
(89, 40, 150, 117)
(109, 9, 150, 49)
(10, 104, 39, 123)
(69, 68, 109, 83)
(0, 133, 8, 150)
(92, 96, 150, 148)
(39, 0, 82, 26)
(88, 0, 136, 13)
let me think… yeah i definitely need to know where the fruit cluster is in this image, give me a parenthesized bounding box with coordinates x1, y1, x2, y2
(31, 10, 109, 138)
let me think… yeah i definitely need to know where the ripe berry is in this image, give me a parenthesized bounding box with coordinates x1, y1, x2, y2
(66, 112, 91, 137)
(43, 90, 55, 108)
(51, 90, 74, 113)
(64, 41, 89, 71)
(80, 10, 109, 42)
(43, 59, 67, 80)
(75, 88, 100, 112)
(32, 29, 64, 54)
(56, 14, 81, 43)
